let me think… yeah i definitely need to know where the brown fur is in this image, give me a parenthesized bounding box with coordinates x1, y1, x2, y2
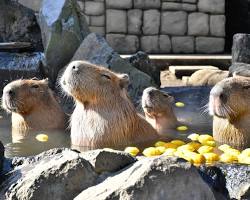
(142, 87, 178, 136)
(188, 69, 229, 86)
(209, 76, 250, 149)
(60, 60, 158, 148)
(2, 79, 65, 136)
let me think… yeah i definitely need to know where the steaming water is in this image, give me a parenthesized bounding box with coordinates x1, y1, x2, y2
(0, 86, 213, 158)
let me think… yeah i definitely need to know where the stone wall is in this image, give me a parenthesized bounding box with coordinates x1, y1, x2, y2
(18, 0, 226, 54)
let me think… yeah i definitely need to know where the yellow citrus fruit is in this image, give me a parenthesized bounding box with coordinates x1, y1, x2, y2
(197, 145, 214, 154)
(176, 126, 188, 131)
(203, 153, 220, 163)
(175, 102, 185, 107)
(142, 147, 162, 157)
(156, 146, 166, 154)
(187, 133, 200, 141)
(203, 140, 216, 147)
(177, 145, 195, 152)
(220, 153, 237, 163)
(164, 148, 176, 156)
(164, 142, 178, 149)
(238, 154, 250, 164)
(187, 142, 202, 150)
(224, 148, 240, 157)
(218, 144, 231, 152)
(198, 134, 214, 144)
(124, 147, 140, 156)
(154, 141, 166, 147)
(241, 148, 250, 157)
(35, 134, 48, 142)
(186, 152, 205, 164)
(171, 140, 186, 146)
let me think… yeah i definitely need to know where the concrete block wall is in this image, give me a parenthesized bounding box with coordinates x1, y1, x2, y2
(18, 0, 226, 54)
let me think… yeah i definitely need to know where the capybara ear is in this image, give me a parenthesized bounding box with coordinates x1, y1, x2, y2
(118, 74, 130, 89)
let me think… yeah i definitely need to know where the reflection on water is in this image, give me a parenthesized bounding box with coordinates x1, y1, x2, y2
(0, 86, 213, 158)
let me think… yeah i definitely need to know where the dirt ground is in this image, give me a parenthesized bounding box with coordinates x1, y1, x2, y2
(160, 70, 186, 87)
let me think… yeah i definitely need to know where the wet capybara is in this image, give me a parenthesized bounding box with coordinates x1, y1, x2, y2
(60, 60, 158, 148)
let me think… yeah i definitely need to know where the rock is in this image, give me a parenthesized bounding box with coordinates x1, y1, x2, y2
(106, 0, 132, 9)
(229, 62, 250, 77)
(196, 37, 225, 53)
(232, 34, 250, 64)
(141, 36, 159, 53)
(38, 0, 90, 84)
(172, 36, 194, 53)
(106, 9, 127, 33)
(198, 0, 225, 14)
(210, 15, 225, 37)
(0, 52, 45, 89)
(71, 33, 155, 101)
(162, 2, 197, 12)
(142, 10, 160, 35)
(161, 11, 187, 35)
(18, 0, 42, 12)
(218, 164, 250, 200)
(80, 149, 136, 173)
(188, 69, 229, 86)
(85, 1, 104, 15)
(106, 34, 139, 54)
(128, 9, 142, 35)
(159, 35, 171, 53)
(127, 51, 161, 87)
(0, 0, 43, 51)
(188, 12, 209, 36)
(183, 0, 197, 3)
(0, 148, 97, 200)
(89, 26, 105, 35)
(0, 141, 4, 175)
(75, 156, 216, 200)
(90, 15, 105, 26)
(134, 0, 161, 9)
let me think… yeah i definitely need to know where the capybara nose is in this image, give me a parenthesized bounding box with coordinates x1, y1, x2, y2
(71, 65, 78, 72)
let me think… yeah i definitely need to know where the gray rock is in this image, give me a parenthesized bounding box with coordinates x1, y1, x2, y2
(196, 37, 225, 53)
(106, 9, 127, 33)
(162, 0, 181, 1)
(77, 1, 84, 10)
(142, 10, 160, 35)
(85, 1, 104, 15)
(198, 0, 225, 14)
(159, 35, 171, 53)
(128, 9, 142, 35)
(0, 141, 4, 175)
(38, 0, 90, 83)
(134, 0, 161, 9)
(106, 0, 132, 9)
(89, 26, 105, 35)
(75, 156, 216, 200)
(80, 149, 136, 173)
(188, 12, 209, 36)
(161, 11, 187, 35)
(141, 36, 159, 53)
(183, 0, 196, 3)
(127, 51, 161, 86)
(210, 15, 225, 37)
(90, 15, 105, 26)
(162, 2, 196, 12)
(172, 36, 194, 53)
(232, 34, 250, 64)
(106, 34, 139, 54)
(18, 0, 42, 12)
(229, 62, 250, 77)
(1, 148, 97, 200)
(71, 33, 155, 101)
(0, 0, 43, 51)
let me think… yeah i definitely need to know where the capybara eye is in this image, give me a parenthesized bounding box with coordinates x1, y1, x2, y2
(101, 74, 111, 80)
(31, 84, 39, 89)
(242, 85, 250, 90)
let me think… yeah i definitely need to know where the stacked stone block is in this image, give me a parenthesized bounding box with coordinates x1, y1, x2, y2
(78, 0, 225, 54)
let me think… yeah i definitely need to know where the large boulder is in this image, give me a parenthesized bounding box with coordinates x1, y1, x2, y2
(0, 0, 43, 51)
(126, 51, 161, 87)
(70, 33, 156, 101)
(75, 156, 216, 200)
(229, 62, 250, 77)
(0, 148, 97, 200)
(81, 149, 137, 174)
(232, 34, 250, 64)
(38, 0, 90, 84)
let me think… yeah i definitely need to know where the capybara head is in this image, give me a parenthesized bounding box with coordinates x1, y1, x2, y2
(209, 76, 250, 122)
(60, 60, 130, 104)
(2, 79, 51, 114)
(142, 87, 174, 118)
